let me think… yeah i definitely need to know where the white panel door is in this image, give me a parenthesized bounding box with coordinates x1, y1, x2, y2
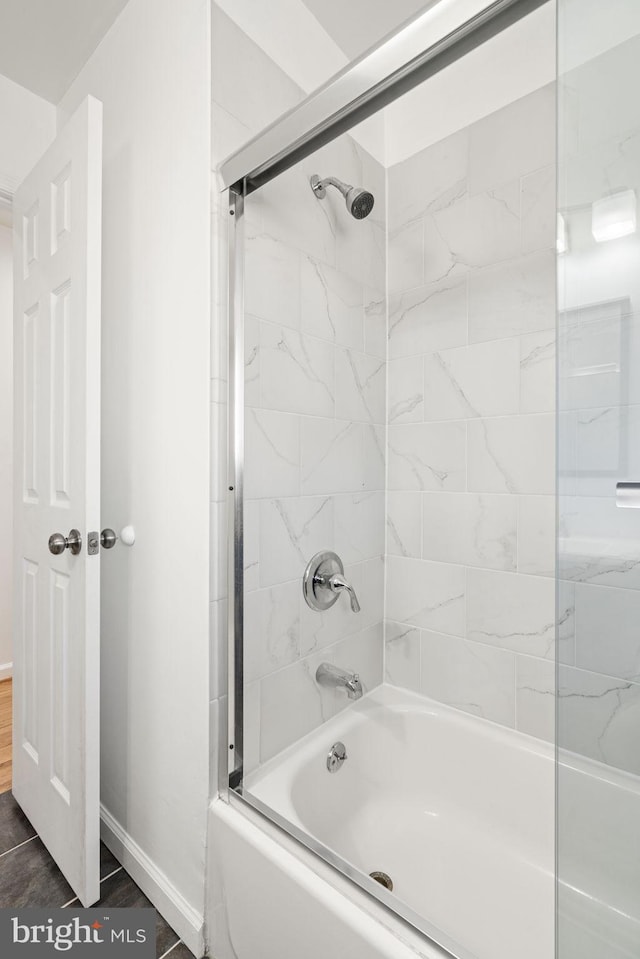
(12, 96, 102, 907)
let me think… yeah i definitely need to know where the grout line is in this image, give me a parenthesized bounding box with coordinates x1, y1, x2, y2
(62, 866, 124, 908)
(158, 940, 184, 959)
(0, 834, 37, 859)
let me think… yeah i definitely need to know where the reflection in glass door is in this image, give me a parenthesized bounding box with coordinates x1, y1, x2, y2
(557, 3, 640, 956)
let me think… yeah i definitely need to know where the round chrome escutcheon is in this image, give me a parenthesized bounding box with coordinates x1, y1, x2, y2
(303, 550, 344, 612)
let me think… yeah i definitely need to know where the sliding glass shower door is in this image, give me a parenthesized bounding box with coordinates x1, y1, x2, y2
(557, 3, 640, 955)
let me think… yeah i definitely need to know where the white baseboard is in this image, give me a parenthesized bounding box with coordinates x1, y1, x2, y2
(0, 662, 12, 682)
(100, 804, 205, 957)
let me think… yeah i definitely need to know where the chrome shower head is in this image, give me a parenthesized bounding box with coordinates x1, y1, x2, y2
(311, 174, 375, 220)
(345, 185, 375, 220)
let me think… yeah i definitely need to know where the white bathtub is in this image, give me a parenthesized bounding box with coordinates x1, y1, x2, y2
(244, 685, 554, 959)
(209, 684, 640, 959)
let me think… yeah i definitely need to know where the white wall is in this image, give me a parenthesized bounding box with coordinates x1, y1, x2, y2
(0, 72, 56, 199)
(0, 225, 12, 679)
(57, 0, 211, 952)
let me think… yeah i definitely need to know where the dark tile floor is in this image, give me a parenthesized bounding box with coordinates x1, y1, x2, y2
(0, 790, 194, 958)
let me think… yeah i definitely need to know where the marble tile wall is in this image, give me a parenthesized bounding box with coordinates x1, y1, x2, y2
(210, 7, 386, 779)
(241, 150, 386, 770)
(212, 11, 640, 786)
(384, 85, 560, 740)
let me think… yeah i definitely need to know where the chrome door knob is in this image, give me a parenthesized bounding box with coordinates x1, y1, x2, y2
(48, 529, 82, 556)
(48, 533, 66, 555)
(100, 528, 117, 549)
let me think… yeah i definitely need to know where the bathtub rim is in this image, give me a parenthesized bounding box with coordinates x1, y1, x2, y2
(246, 682, 558, 795)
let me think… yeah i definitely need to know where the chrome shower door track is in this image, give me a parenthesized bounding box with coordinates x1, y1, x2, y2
(219, 0, 548, 194)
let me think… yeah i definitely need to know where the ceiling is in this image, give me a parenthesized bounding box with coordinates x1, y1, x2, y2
(301, 0, 432, 59)
(0, 0, 129, 103)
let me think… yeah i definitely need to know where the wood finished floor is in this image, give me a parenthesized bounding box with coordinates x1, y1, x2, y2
(0, 683, 194, 958)
(0, 679, 11, 794)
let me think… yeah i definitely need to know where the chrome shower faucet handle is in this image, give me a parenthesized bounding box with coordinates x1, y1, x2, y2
(303, 550, 361, 613)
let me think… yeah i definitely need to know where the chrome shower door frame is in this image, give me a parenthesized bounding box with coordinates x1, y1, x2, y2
(223, 0, 552, 952)
(226, 187, 244, 790)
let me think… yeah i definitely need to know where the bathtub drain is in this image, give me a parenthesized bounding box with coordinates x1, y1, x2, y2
(369, 871, 393, 892)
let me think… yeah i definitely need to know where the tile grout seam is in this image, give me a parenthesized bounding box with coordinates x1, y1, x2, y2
(158, 940, 184, 959)
(0, 834, 38, 859)
(61, 866, 124, 908)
